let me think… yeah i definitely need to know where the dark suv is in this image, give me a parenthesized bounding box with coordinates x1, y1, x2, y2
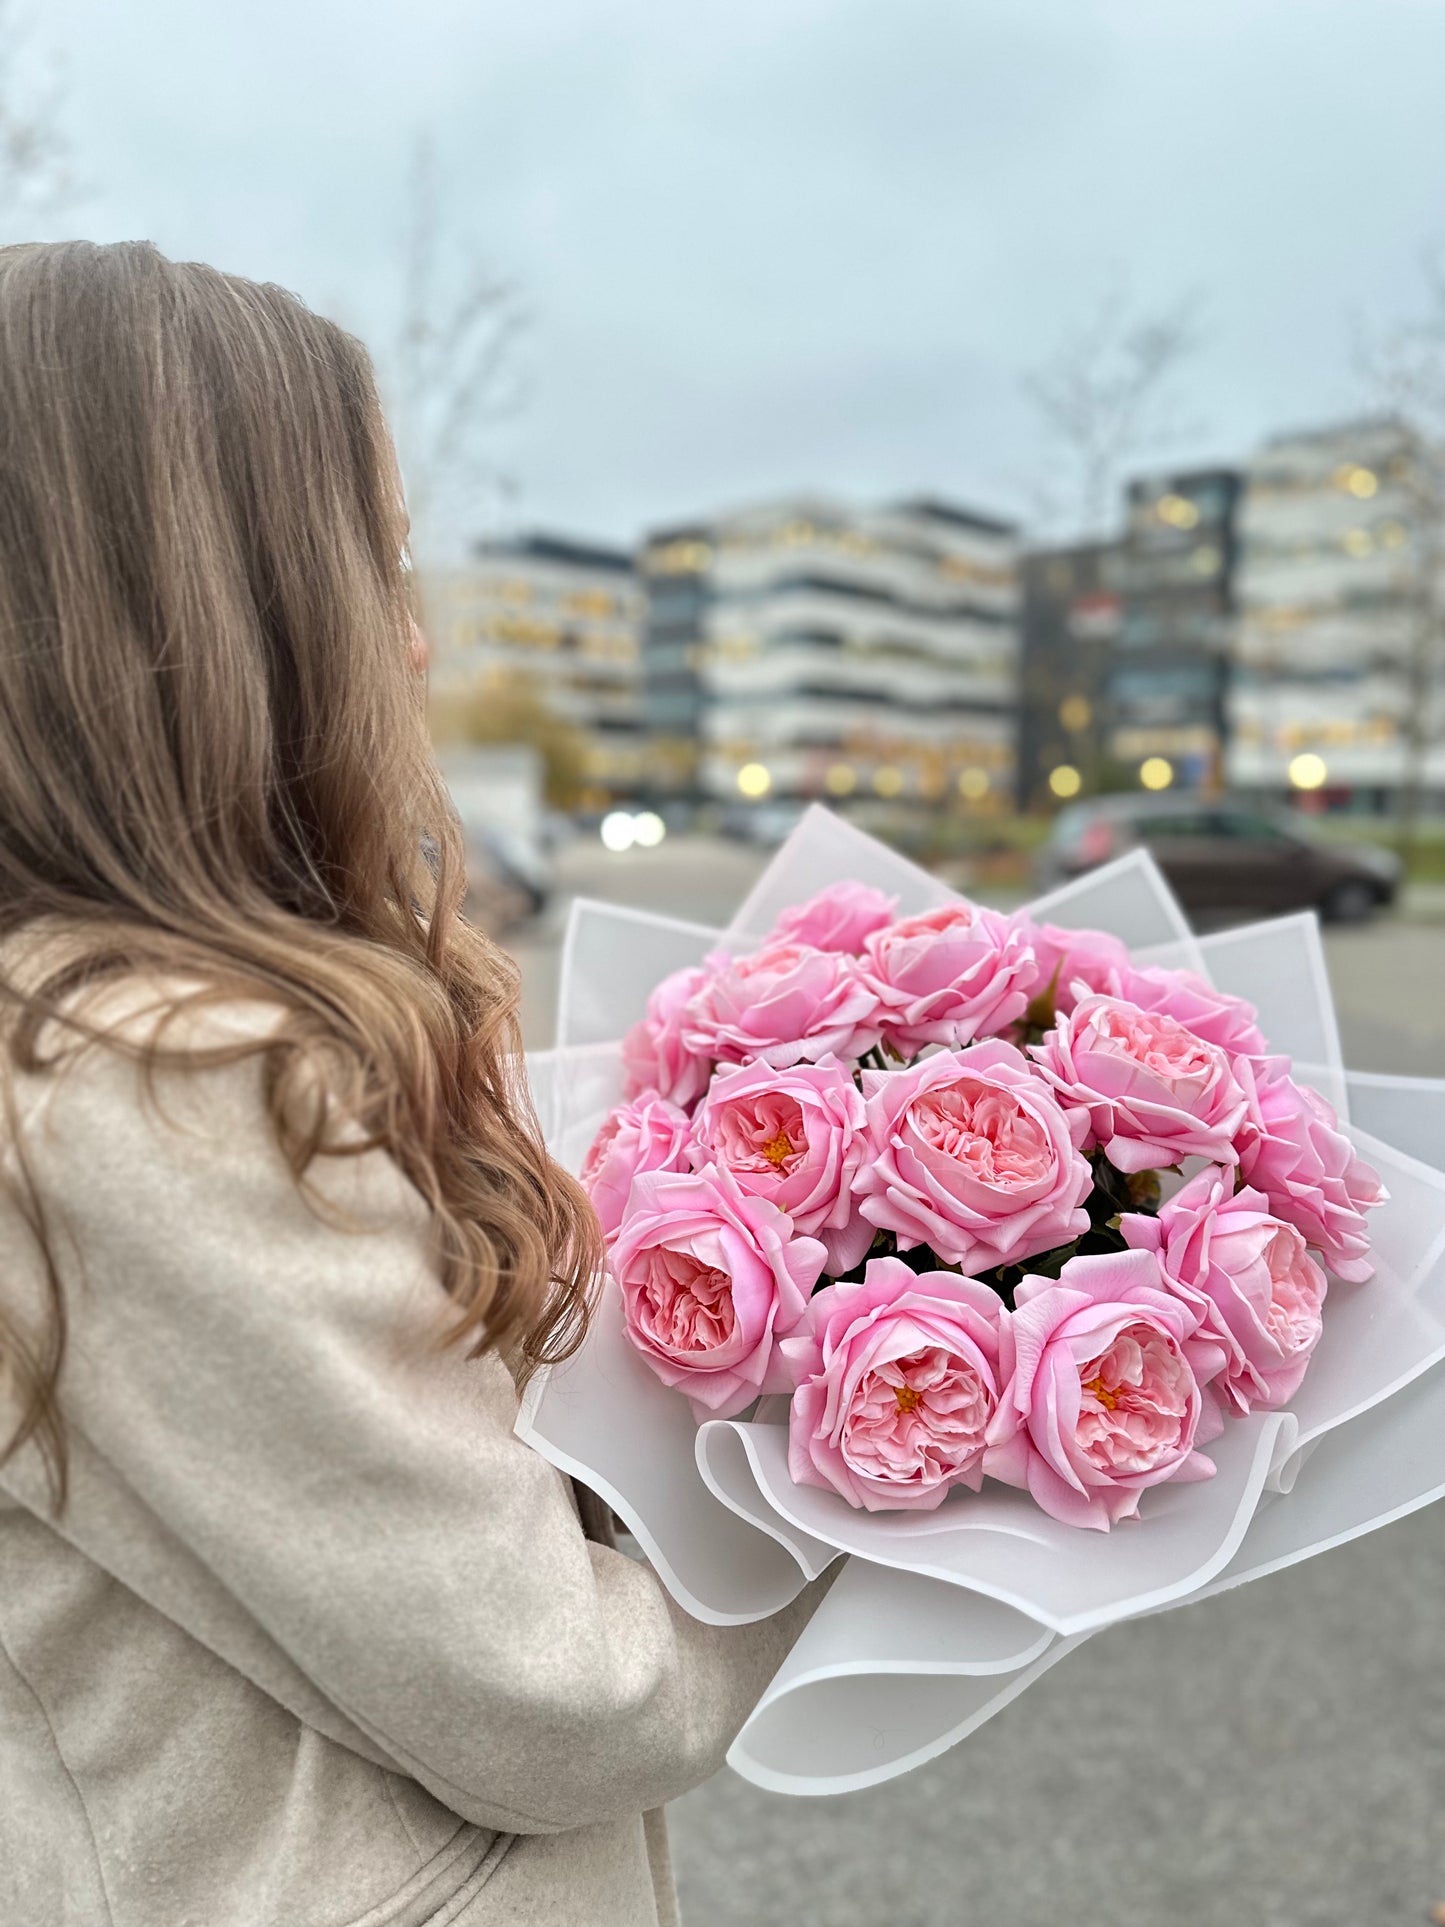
(1036, 795, 1402, 923)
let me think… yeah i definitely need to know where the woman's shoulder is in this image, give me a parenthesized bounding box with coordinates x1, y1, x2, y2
(0, 926, 309, 1180)
(0, 922, 423, 1243)
(2, 918, 287, 1048)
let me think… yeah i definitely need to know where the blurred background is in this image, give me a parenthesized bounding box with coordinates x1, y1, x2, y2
(13, 1, 1444, 1919)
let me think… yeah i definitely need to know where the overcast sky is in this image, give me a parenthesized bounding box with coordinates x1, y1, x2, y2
(26, 0, 1445, 546)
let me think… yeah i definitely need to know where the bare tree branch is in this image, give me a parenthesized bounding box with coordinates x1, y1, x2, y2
(1022, 275, 1204, 539)
(390, 136, 531, 560)
(1357, 252, 1445, 857)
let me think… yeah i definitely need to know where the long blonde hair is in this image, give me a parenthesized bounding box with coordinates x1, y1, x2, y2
(0, 239, 600, 1505)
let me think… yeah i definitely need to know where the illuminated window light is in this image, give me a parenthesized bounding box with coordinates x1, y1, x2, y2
(1139, 756, 1174, 792)
(736, 762, 772, 799)
(646, 539, 713, 576)
(1157, 494, 1200, 530)
(1048, 764, 1082, 800)
(1289, 752, 1328, 791)
(1345, 467, 1378, 499)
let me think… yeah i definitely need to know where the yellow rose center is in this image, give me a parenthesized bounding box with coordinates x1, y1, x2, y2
(1084, 1374, 1119, 1412)
(761, 1129, 795, 1167)
(894, 1384, 923, 1415)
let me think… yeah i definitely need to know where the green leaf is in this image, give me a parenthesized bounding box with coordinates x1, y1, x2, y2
(1023, 958, 1063, 1032)
(1125, 1168, 1162, 1212)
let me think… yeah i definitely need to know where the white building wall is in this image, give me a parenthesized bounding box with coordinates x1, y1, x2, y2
(648, 494, 1019, 809)
(1227, 420, 1430, 795)
(424, 540, 647, 797)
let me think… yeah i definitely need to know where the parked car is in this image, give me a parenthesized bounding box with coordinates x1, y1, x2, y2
(1035, 794, 1402, 923)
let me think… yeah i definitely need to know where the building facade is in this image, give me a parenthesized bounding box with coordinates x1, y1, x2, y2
(1016, 541, 1122, 809)
(422, 534, 646, 808)
(1228, 418, 1444, 806)
(1109, 467, 1241, 792)
(640, 495, 1019, 819)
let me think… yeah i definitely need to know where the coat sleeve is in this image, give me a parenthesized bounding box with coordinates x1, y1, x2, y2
(19, 1026, 825, 1835)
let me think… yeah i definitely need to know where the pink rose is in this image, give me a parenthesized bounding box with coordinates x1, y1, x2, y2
(1235, 1064, 1385, 1283)
(984, 1248, 1222, 1531)
(1030, 993, 1249, 1174)
(861, 902, 1034, 1056)
(689, 1055, 872, 1274)
(580, 1092, 693, 1241)
(769, 881, 898, 954)
(621, 964, 713, 1110)
(682, 942, 883, 1072)
(781, 1258, 1005, 1511)
(1015, 920, 1133, 1018)
(1112, 964, 1267, 1060)
(1015, 923, 1268, 1057)
(1123, 1165, 1327, 1414)
(851, 1039, 1093, 1272)
(611, 1163, 826, 1417)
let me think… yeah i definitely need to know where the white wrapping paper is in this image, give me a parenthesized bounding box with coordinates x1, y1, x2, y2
(519, 806, 1445, 1793)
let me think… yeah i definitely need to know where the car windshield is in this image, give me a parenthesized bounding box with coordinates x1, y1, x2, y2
(1212, 809, 1297, 840)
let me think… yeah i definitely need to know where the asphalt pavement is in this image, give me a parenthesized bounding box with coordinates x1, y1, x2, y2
(506, 833, 1445, 1927)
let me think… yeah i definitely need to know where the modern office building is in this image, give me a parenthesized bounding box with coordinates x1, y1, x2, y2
(422, 533, 647, 807)
(639, 495, 1019, 818)
(1228, 418, 1442, 807)
(1107, 468, 1242, 793)
(1016, 541, 1122, 810)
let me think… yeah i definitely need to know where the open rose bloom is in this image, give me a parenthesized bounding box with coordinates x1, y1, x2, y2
(522, 807, 1445, 1795)
(782, 1259, 1006, 1511)
(984, 1249, 1227, 1529)
(610, 1164, 826, 1416)
(851, 1039, 1092, 1273)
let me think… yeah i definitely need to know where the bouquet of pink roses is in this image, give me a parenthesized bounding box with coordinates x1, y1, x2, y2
(520, 809, 1445, 1794)
(584, 879, 1383, 1531)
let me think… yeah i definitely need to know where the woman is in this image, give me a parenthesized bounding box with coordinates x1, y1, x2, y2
(0, 240, 817, 1926)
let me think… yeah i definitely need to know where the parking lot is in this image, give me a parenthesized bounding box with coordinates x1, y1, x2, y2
(506, 833, 1445, 1927)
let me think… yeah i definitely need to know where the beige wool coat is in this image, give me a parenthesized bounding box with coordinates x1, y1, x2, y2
(0, 988, 817, 1927)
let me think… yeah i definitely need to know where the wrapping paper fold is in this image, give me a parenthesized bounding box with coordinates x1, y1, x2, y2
(518, 805, 1445, 1794)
